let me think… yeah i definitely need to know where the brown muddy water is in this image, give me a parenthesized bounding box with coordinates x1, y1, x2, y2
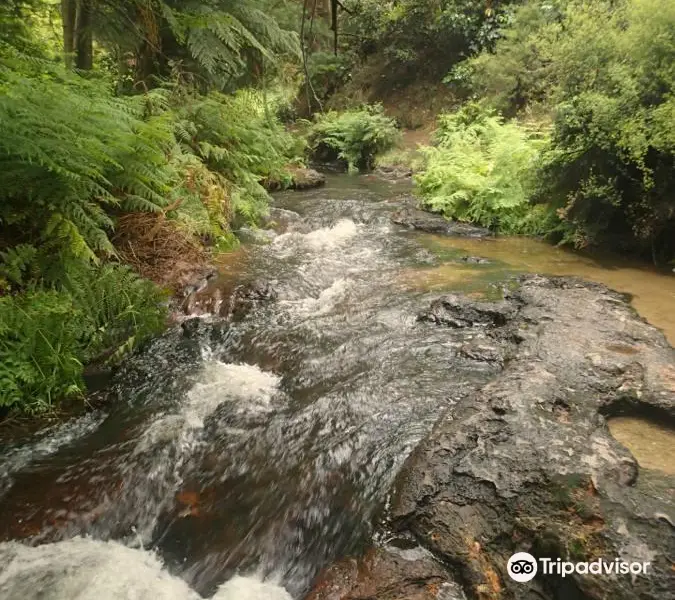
(401, 234, 675, 345)
(0, 174, 672, 599)
(608, 417, 675, 475)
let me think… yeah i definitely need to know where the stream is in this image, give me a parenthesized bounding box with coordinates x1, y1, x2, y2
(1, 174, 674, 599)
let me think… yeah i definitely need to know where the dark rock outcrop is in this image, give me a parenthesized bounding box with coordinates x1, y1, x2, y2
(393, 276, 675, 600)
(307, 276, 675, 600)
(418, 295, 519, 329)
(392, 207, 492, 237)
(225, 280, 278, 320)
(181, 279, 278, 320)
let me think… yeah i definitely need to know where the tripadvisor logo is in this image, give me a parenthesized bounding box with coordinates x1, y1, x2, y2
(507, 552, 651, 583)
(507, 552, 538, 582)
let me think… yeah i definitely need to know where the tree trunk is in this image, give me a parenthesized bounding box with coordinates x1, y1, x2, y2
(61, 0, 76, 68)
(331, 0, 338, 55)
(321, 0, 331, 22)
(75, 0, 93, 70)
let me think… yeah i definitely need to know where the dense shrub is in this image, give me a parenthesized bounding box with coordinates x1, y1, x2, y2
(416, 105, 554, 234)
(466, 0, 675, 259)
(466, 1, 564, 115)
(309, 105, 399, 171)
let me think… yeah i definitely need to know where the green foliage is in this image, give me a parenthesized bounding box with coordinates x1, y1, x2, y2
(0, 0, 61, 58)
(416, 105, 554, 234)
(0, 290, 82, 411)
(468, 0, 675, 258)
(161, 0, 299, 85)
(61, 263, 167, 364)
(309, 105, 399, 172)
(0, 34, 303, 413)
(342, 0, 518, 83)
(0, 265, 166, 412)
(466, 0, 565, 115)
(0, 53, 173, 262)
(306, 52, 352, 105)
(177, 88, 303, 223)
(540, 0, 675, 257)
(93, 0, 299, 92)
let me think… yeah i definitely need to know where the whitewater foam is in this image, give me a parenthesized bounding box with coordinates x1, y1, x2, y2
(272, 219, 359, 256)
(287, 278, 353, 317)
(0, 538, 292, 600)
(185, 362, 281, 427)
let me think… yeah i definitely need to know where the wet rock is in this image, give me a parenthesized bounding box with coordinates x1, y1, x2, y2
(392, 207, 492, 238)
(262, 207, 302, 233)
(264, 167, 326, 192)
(223, 280, 278, 320)
(306, 547, 466, 600)
(459, 341, 505, 367)
(180, 274, 278, 320)
(418, 295, 518, 329)
(391, 276, 675, 600)
(460, 256, 491, 265)
(178, 270, 217, 299)
(289, 167, 326, 190)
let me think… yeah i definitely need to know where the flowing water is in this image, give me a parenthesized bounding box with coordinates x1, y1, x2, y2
(0, 174, 674, 599)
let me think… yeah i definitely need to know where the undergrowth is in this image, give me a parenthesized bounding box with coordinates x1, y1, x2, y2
(308, 105, 399, 172)
(0, 264, 167, 413)
(416, 105, 557, 235)
(0, 54, 301, 414)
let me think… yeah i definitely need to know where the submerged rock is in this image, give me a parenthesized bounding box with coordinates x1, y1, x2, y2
(308, 276, 675, 600)
(224, 280, 278, 320)
(391, 207, 492, 237)
(460, 255, 491, 264)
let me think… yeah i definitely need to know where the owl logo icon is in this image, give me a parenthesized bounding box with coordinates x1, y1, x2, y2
(507, 552, 538, 582)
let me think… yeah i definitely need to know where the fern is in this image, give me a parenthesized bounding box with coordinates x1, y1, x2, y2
(309, 105, 400, 172)
(415, 104, 553, 234)
(176, 89, 299, 224)
(0, 56, 175, 263)
(0, 264, 167, 413)
(157, 0, 299, 87)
